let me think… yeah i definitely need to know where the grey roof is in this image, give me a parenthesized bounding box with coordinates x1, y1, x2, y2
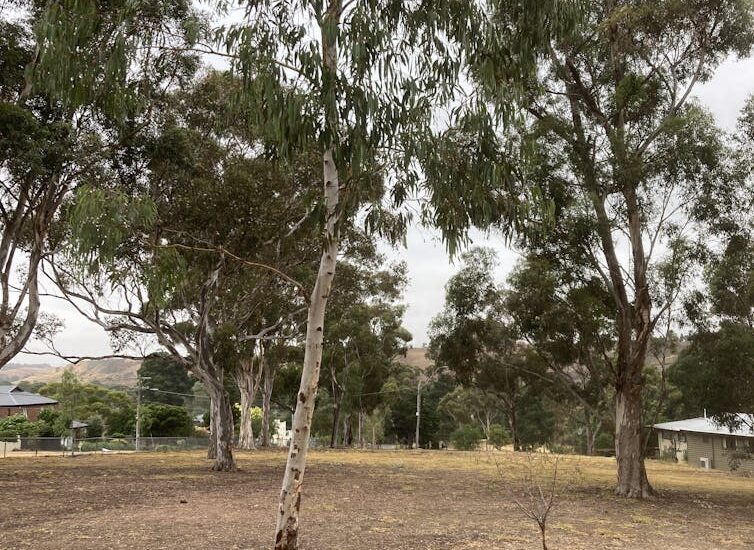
(653, 414, 754, 438)
(0, 385, 58, 408)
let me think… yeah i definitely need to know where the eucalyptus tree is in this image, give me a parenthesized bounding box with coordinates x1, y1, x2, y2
(0, 2, 195, 368)
(51, 70, 322, 471)
(430, 0, 752, 497)
(505, 255, 615, 455)
(205, 2, 463, 545)
(429, 248, 547, 450)
(319, 251, 410, 447)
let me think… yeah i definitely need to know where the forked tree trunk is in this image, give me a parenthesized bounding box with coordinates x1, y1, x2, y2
(236, 355, 264, 450)
(207, 380, 236, 471)
(274, 146, 341, 550)
(261, 361, 275, 447)
(343, 413, 352, 446)
(238, 388, 256, 450)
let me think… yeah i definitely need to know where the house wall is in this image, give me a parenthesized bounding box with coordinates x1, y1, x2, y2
(686, 432, 754, 473)
(0, 405, 47, 421)
(657, 430, 687, 462)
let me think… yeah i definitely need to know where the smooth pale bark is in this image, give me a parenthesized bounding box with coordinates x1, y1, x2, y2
(236, 355, 264, 450)
(274, 149, 341, 549)
(274, 1, 342, 545)
(238, 390, 256, 450)
(207, 396, 216, 460)
(261, 361, 275, 447)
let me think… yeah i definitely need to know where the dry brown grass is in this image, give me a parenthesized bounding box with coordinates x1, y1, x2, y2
(1, 449, 753, 549)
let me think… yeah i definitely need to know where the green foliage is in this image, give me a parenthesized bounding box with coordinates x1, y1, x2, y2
(39, 369, 135, 436)
(0, 414, 38, 439)
(450, 424, 483, 451)
(139, 353, 193, 406)
(85, 415, 104, 438)
(140, 403, 193, 437)
(487, 424, 510, 449)
(670, 323, 754, 419)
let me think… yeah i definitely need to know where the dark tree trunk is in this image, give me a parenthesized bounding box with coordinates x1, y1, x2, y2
(509, 407, 520, 451)
(330, 396, 341, 448)
(614, 366, 653, 497)
(343, 413, 352, 446)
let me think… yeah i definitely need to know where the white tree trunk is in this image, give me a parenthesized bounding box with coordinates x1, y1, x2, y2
(206, 379, 235, 471)
(274, 145, 340, 549)
(236, 354, 264, 450)
(238, 385, 255, 450)
(261, 360, 275, 447)
(275, 3, 341, 547)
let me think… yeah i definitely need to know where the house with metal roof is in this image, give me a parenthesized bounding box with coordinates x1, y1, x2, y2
(0, 385, 58, 421)
(653, 414, 754, 473)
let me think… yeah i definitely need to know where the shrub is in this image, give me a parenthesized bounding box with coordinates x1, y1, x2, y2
(0, 414, 38, 438)
(80, 441, 103, 452)
(487, 424, 511, 449)
(140, 403, 193, 437)
(451, 424, 482, 451)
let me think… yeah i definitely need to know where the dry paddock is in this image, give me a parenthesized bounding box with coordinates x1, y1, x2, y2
(1, 449, 754, 549)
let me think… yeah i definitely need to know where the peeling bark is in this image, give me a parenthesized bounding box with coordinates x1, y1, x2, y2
(614, 380, 653, 497)
(207, 379, 236, 471)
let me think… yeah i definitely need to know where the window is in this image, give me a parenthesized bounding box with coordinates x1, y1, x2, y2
(722, 436, 737, 450)
(702, 434, 709, 443)
(679, 432, 686, 443)
(662, 431, 673, 441)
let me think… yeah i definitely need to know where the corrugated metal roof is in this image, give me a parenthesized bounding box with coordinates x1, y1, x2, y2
(653, 415, 754, 438)
(0, 385, 58, 408)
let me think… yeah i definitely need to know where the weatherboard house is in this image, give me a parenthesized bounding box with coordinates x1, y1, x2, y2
(0, 385, 58, 421)
(653, 414, 754, 473)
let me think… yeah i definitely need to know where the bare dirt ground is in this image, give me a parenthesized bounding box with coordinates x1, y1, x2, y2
(1, 449, 754, 549)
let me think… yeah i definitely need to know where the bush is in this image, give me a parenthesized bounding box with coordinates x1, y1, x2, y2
(85, 415, 104, 438)
(0, 414, 38, 438)
(140, 403, 193, 437)
(487, 424, 510, 449)
(451, 424, 482, 451)
(80, 441, 103, 452)
(103, 439, 134, 450)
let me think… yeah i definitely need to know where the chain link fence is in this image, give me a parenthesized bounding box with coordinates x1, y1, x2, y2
(1, 436, 210, 457)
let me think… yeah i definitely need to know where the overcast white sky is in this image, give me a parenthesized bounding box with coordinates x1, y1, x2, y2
(16, 54, 754, 365)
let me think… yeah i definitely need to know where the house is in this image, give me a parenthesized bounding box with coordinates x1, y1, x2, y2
(0, 385, 58, 421)
(653, 414, 754, 473)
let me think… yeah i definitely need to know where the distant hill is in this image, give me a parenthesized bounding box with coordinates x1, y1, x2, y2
(397, 347, 434, 371)
(0, 358, 141, 388)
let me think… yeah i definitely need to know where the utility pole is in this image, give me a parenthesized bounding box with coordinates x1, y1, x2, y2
(135, 376, 150, 451)
(415, 377, 422, 449)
